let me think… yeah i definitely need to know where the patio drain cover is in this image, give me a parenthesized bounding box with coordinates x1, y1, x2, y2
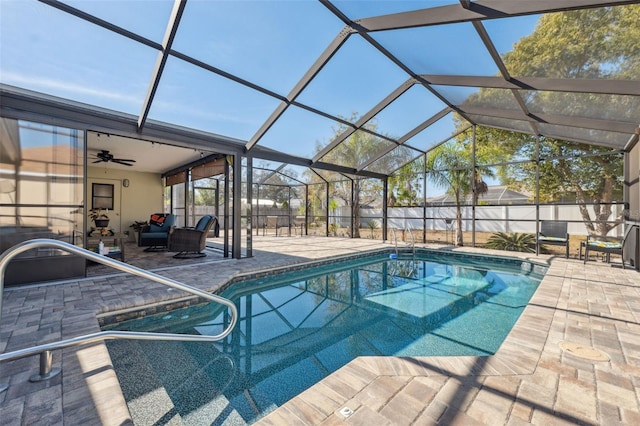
(559, 341, 610, 362)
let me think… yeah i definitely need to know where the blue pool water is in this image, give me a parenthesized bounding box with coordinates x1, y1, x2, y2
(104, 250, 546, 425)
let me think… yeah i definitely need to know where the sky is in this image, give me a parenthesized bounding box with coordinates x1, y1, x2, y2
(0, 0, 539, 167)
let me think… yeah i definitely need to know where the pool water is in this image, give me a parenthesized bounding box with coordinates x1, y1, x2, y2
(104, 251, 546, 425)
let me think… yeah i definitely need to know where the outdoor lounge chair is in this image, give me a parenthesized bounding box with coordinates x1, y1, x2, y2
(583, 225, 637, 269)
(168, 214, 218, 258)
(536, 220, 569, 258)
(138, 213, 176, 251)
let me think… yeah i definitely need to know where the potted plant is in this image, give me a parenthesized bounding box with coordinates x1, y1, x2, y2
(129, 220, 148, 243)
(89, 208, 110, 228)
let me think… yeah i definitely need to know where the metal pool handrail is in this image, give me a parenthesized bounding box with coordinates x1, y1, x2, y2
(0, 239, 238, 393)
(390, 223, 416, 256)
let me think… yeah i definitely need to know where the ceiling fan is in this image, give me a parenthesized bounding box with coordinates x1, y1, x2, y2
(92, 150, 136, 166)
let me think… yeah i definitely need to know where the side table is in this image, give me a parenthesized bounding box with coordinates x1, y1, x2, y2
(86, 232, 125, 262)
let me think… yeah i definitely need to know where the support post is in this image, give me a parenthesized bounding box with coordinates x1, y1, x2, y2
(535, 136, 541, 255)
(471, 125, 476, 247)
(305, 184, 309, 236)
(232, 152, 242, 259)
(383, 178, 388, 242)
(350, 177, 355, 238)
(246, 156, 253, 258)
(326, 182, 330, 236)
(29, 350, 61, 382)
(224, 157, 230, 257)
(423, 152, 427, 243)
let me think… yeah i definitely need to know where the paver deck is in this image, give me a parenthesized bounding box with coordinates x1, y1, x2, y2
(1, 237, 639, 425)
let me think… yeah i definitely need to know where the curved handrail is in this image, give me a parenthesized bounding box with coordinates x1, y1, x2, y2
(390, 223, 416, 256)
(0, 239, 238, 363)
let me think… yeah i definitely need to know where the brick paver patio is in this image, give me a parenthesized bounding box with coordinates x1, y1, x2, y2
(1, 237, 639, 425)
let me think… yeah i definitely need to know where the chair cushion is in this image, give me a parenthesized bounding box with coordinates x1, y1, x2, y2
(141, 231, 169, 239)
(149, 224, 166, 233)
(588, 240, 621, 249)
(148, 213, 175, 232)
(195, 215, 212, 231)
(539, 236, 567, 242)
(150, 214, 167, 227)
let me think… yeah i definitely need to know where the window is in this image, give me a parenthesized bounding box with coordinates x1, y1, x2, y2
(92, 183, 114, 209)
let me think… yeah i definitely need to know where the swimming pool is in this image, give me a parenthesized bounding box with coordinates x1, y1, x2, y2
(104, 250, 546, 425)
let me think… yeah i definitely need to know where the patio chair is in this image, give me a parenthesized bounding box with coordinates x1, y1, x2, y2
(168, 214, 218, 258)
(583, 225, 636, 269)
(536, 220, 569, 258)
(138, 213, 176, 251)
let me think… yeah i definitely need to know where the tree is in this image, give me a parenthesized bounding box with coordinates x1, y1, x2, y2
(388, 158, 423, 206)
(452, 6, 635, 236)
(307, 113, 411, 238)
(501, 134, 623, 236)
(193, 177, 220, 206)
(427, 137, 490, 246)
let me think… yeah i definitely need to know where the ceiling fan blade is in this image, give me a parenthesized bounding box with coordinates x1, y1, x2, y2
(92, 159, 105, 163)
(112, 159, 134, 166)
(115, 158, 136, 163)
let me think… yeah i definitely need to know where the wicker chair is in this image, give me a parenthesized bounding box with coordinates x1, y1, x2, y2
(168, 215, 218, 259)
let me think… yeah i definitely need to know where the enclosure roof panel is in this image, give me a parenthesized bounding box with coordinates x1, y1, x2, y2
(1, 0, 638, 181)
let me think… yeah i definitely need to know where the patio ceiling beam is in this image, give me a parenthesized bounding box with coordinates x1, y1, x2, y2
(311, 162, 386, 180)
(39, 0, 162, 50)
(420, 75, 640, 96)
(322, 0, 477, 132)
(400, 107, 454, 146)
(273, 170, 308, 186)
(540, 130, 627, 150)
(461, 104, 638, 135)
(534, 113, 638, 135)
(312, 79, 416, 163)
(137, 0, 186, 133)
(471, 20, 540, 135)
(356, 0, 639, 32)
(420, 125, 475, 157)
(357, 107, 451, 172)
(245, 25, 354, 152)
(256, 164, 286, 185)
(248, 146, 386, 179)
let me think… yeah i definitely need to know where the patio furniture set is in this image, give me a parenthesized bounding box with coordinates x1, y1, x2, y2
(537, 220, 638, 269)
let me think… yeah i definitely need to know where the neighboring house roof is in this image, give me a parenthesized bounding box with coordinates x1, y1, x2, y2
(426, 185, 530, 205)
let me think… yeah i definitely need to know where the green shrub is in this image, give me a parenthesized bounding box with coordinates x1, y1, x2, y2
(367, 219, 379, 238)
(485, 232, 538, 253)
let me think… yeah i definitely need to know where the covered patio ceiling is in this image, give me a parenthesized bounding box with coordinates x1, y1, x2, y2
(1, 0, 639, 181)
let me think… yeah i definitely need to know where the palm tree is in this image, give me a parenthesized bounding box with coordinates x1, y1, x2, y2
(427, 140, 490, 246)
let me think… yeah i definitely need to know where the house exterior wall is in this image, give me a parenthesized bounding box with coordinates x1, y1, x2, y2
(87, 167, 164, 238)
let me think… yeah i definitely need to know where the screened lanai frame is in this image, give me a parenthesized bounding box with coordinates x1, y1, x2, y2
(1, 0, 639, 258)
